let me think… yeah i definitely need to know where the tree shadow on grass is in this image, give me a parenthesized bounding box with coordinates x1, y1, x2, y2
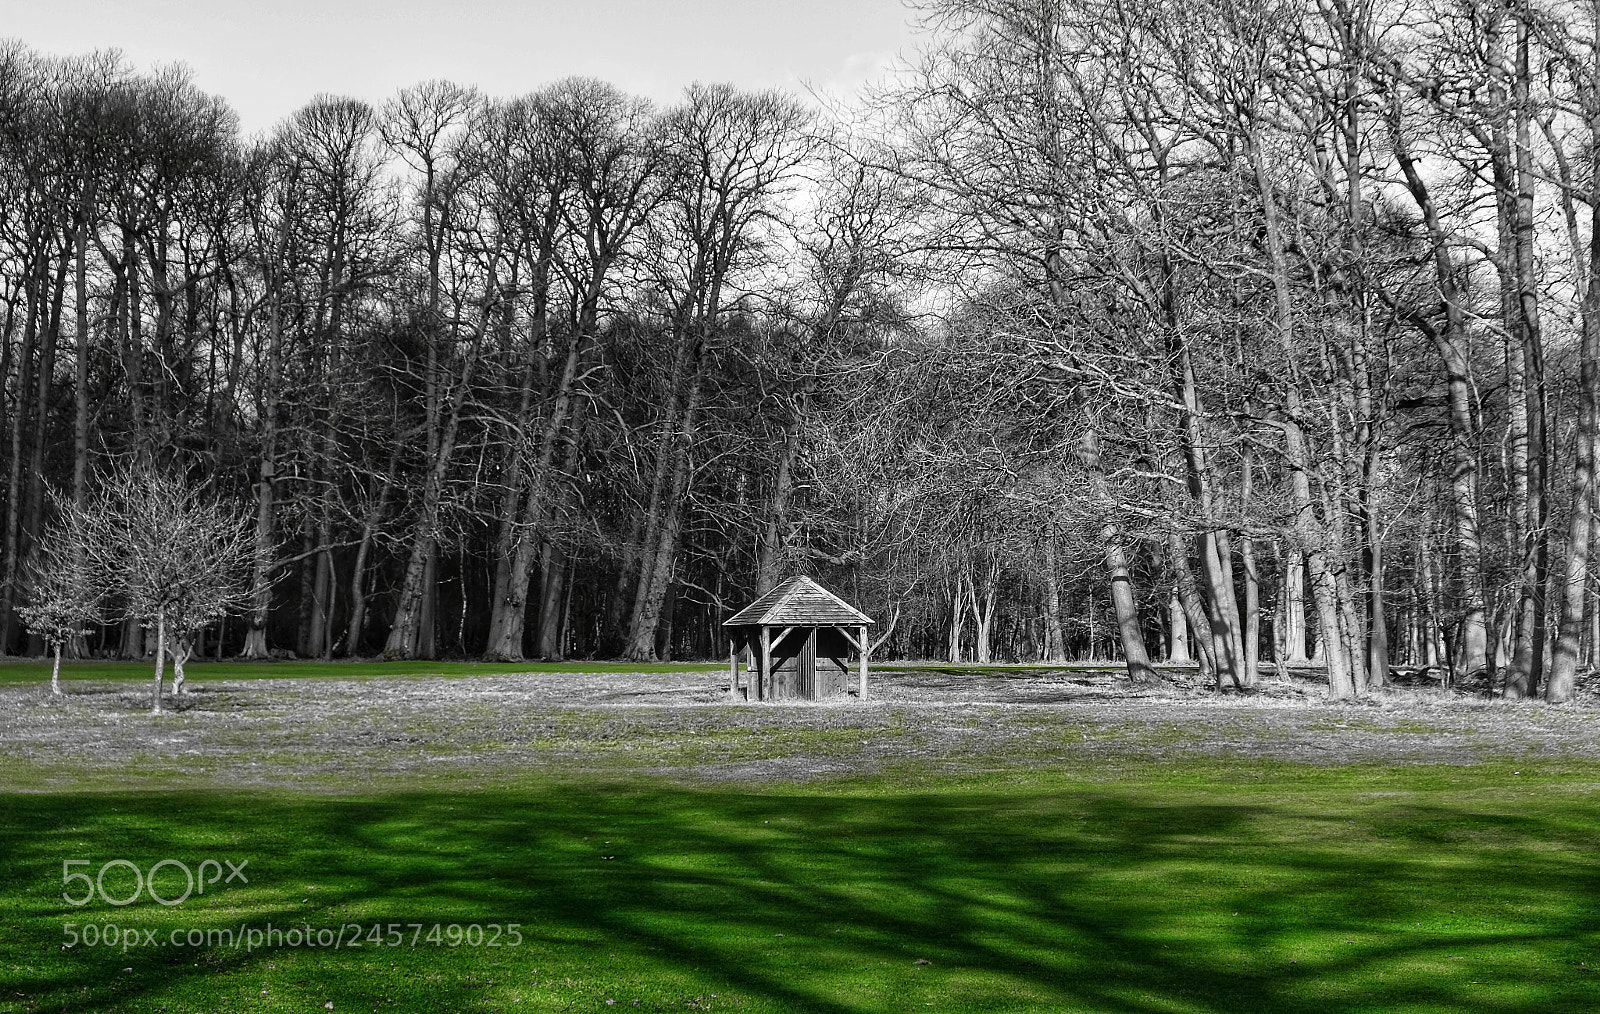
(1, 786, 1597, 1012)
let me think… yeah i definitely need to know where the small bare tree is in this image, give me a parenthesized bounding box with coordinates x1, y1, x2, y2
(78, 465, 256, 713)
(18, 494, 100, 695)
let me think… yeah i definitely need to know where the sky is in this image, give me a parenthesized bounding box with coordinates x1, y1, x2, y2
(6, 0, 927, 136)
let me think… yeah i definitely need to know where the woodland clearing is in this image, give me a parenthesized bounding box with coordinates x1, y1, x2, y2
(2, 666, 1598, 1013)
(1, 663, 1597, 790)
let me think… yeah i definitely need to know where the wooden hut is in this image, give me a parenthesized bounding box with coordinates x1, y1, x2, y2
(723, 576, 874, 701)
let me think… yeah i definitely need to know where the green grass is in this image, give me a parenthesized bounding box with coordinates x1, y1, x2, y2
(2, 764, 1598, 1012)
(2, 659, 1131, 684)
(874, 663, 1145, 676)
(0, 658, 1196, 685)
(1307, 717, 1451, 735)
(0, 659, 725, 683)
(0, 657, 1322, 683)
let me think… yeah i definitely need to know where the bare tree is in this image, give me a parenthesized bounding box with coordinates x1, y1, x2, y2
(18, 491, 99, 694)
(620, 83, 813, 661)
(76, 465, 255, 712)
(380, 80, 487, 659)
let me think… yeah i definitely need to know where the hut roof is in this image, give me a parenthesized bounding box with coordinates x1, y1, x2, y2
(722, 576, 874, 628)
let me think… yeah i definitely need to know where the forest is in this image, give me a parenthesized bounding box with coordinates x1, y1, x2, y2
(1, 0, 1598, 703)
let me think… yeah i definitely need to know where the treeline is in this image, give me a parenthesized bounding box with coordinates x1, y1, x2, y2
(4, 0, 1600, 702)
(873, 0, 1600, 701)
(0, 43, 919, 667)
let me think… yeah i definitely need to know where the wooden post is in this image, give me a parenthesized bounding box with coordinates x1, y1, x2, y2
(759, 626, 771, 702)
(728, 636, 738, 696)
(800, 628, 817, 700)
(857, 623, 868, 698)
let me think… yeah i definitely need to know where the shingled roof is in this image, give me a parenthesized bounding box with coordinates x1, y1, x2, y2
(723, 576, 874, 627)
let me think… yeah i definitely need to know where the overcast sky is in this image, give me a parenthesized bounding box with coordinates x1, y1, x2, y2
(7, 0, 924, 136)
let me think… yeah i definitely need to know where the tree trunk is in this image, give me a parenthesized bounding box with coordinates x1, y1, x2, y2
(946, 573, 965, 663)
(343, 468, 395, 658)
(1240, 537, 1260, 684)
(1308, 549, 1355, 699)
(171, 637, 190, 696)
(72, 180, 93, 506)
(1078, 426, 1154, 681)
(535, 542, 567, 660)
(1166, 589, 1191, 663)
(485, 313, 592, 660)
(1168, 530, 1218, 681)
(1393, 126, 1491, 681)
(483, 537, 536, 661)
(384, 283, 493, 659)
(1479, 4, 1544, 698)
(1199, 529, 1244, 689)
(972, 564, 997, 664)
(1333, 562, 1369, 690)
(419, 548, 439, 659)
(1282, 547, 1308, 662)
(240, 273, 282, 660)
(295, 527, 315, 657)
(1172, 337, 1244, 687)
(1, 259, 39, 654)
(1549, 74, 1600, 701)
(385, 531, 435, 659)
(1362, 488, 1390, 688)
(1247, 116, 1357, 699)
(121, 616, 143, 661)
(1103, 531, 1155, 681)
(309, 528, 333, 661)
(623, 369, 703, 661)
(26, 256, 67, 603)
(150, 611, 166, 714)
(483, 500, 528, 660)
(755, 416, 802, 594)
(1043, 538, 1067, 662)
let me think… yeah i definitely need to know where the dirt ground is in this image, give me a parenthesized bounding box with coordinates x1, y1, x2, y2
(2, 666, 1598, 790)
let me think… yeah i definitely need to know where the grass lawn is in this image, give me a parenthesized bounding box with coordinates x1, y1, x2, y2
(0, 659, 726, 683)
(0, 658, 1192, 685)
(0, 669, 1596, 1012)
